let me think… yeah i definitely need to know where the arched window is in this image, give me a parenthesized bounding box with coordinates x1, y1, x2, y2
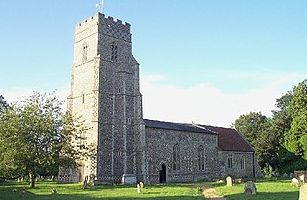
(82, 43, 88, 62)
(172, 143, 180, 171)
(227, 154, 233, 168)
(240, 156, 245, 169)
(111, 42, 118, 61)
(198, 145, 205, 170)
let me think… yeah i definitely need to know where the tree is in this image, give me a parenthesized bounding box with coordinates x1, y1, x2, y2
(0, 95, 8, 114)
(233, 80, 307, 172)
(233, 112, 268, 147)
(0, 92, 88, 187)
(285, 80, 307, 158)
(233, 112, 281, 168)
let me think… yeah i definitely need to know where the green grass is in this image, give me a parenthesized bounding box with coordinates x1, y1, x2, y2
(0, 179, 300, 200)
(208, 179, 299, 200)
(0, 181, 203, 200)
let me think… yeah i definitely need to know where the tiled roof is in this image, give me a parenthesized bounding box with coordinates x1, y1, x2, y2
(144, 119, 216, 135)
(143, 119, 254, 152)
(199, 125, 254, 152)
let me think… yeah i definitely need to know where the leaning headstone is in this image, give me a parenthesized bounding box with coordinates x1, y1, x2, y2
(244, 181, 257, 195)
(299, 184, 307, 200)
(292, 178, 300, 187)
(137, 184, 141, 193)
(226, 176, 232, 187)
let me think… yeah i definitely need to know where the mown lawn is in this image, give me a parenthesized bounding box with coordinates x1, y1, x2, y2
(0, 181, 203, 200)
(209, 179, 300, 200)
(0, 179, 300, 200)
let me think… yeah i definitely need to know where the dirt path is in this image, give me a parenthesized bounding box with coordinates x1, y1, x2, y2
(201, 185, 227, 200)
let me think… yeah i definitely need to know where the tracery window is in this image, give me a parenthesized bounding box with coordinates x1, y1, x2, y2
(198, 145, 205, 170)
(172, 143, 180, 171)
(111, 42, 118, 61)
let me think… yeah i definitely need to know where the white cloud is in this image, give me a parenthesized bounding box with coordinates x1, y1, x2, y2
(1, 71, 304, 128)
(140, 72, 305, 127)
(1, 87, 68, 108)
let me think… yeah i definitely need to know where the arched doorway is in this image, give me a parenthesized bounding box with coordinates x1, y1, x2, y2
(159, 163, 166, 183)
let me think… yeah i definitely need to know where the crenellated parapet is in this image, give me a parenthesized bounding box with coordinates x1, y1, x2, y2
(98, 13, 131, 42)
(75, 13, 131, 42)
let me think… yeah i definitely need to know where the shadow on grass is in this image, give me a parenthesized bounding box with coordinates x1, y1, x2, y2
(0, 192, 203, 200)
(0, 182, 203, 200)
(224, 191, 299, 200)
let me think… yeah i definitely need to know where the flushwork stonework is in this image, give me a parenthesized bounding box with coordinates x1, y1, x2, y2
(58, 13, 260, 184)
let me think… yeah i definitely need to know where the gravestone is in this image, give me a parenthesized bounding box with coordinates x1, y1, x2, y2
(122, 174, 137, 185)
(292, 178, 299, 187)
(244, 181, 257, 195)
(299, 175, 305, 184)
(299, 184, 307, 200)
(140, 181, 144, 189)
(290, 173, 294, 178)
(226, 176, 232, 187)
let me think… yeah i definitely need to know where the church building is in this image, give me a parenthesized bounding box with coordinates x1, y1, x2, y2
(58, 13, 260, 184)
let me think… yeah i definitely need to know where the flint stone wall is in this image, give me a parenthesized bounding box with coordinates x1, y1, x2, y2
(145, 127, 220, 184)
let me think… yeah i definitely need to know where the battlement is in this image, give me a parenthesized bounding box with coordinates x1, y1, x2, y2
(76, 13, 131, 42)
(99, 14, 131, 30)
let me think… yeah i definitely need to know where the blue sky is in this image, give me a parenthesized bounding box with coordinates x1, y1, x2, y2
(0, 1, 306, 126)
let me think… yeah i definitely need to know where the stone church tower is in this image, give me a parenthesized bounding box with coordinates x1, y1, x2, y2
(67, 13, 146, 184)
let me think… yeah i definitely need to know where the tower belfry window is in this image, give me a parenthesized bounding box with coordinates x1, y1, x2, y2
(82, 44, 88, 62)
(81, 92, 85, 103)
(111, 42, 118, 61)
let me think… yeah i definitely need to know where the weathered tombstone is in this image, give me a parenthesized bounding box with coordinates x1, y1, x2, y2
(140, 181, 144, 190)
(137, 184, 141, 193)
(299, 184, 307, 200)
(291, 178, 299, 187)
(226, 176, 232, 187)
(299, 174, 305, 184)
(290, 173, 294, 178)
(244, 181, 257, 195)
(282, 173, 288, 178)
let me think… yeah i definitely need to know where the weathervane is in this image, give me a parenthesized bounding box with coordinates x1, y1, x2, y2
(96, 0, 104, 14)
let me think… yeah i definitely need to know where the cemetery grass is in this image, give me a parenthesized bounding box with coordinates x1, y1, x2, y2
(208, 179, 300, 200)
(0, 181, 203, 200)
